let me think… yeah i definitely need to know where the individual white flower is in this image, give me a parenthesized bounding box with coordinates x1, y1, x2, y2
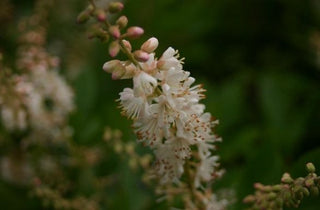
(134, 114, 165, 147)
(195, 155, 220, 187)
(156, 68, 189, 91)
(133, 71, 157, 96)
(140, 53, 157, 73)
(119, 88, 147, 119)
(197, 137, 217, 160)
(157, 47, 183, 71)
(184, 83, 206, 103)
(149, 94, 175, 129)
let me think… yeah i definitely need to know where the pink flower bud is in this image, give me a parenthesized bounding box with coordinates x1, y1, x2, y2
(103, 60, 126, 80)
(126, 27, 144, 39)
(116, 16, 128, 29)
(141, 37, 159, 53)
(103, 60, 121, 73)
(109, 25, 121, 39)
(95, 9, 106, 22)
(77, 11, 90, 24)
(122, 40, 132, 51)
(108, 2, 124, 13)
(306, 162, 316, 173)
(109, 41, 120, 57)
(133, 50, 150, 62)
(112, 66, 126, 80)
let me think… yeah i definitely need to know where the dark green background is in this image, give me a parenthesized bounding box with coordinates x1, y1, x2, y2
(1, 0, 320, 209)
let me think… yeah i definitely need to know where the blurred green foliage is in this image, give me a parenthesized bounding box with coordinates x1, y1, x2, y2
(1, 0, 320, 209)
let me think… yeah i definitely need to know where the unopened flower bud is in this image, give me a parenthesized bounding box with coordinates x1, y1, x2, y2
(272, 185, 282, 192)
(296, 177, 305, 185)
(103, 61, 126, 80)
(133, 50, 149, 62)
(128, 158, 138, 169)
(122, 40, 132, 51)
(114, 142, 123, 153)
(306, 162, 316, 173)
(305, 178, 314, 187)
(268, 192, 277, 200)
(281, 173, 293, 184)
(243, 195, 255, 203)
(113, 129, 122, 138)
(109, 41, 120, 57)
(108, 2, 124, 13)
(125, 142, 135, 155)
(126, 27, 144, 39)
(77, 11, 90, 24)
(293, 186, 301, 193)
(111, 66, 126, 80)
(102, 60, 127, 80)
(263, 185, 272, 192)
(141, 37, 159, 53)
(103, 127, 112, 141)
(94, 9, 106, 22)
(103, 60, 121, 73)
(116, 16, 128, 29)
(109, 25, 121, 39)
(140, 154, 152, 168)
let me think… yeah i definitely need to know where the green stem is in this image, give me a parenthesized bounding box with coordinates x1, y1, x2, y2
(185, 161, 197, 204)
(184, 160, 206, 210)
(88, 0, 142, 70)
(88, 0, 96, 8)
(119, 40, 142, 69)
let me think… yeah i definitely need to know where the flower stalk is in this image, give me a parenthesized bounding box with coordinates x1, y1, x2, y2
(79, 1, 228, 209)
(244, 163, 320, 210)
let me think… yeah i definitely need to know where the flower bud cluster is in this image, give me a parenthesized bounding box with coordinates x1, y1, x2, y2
(244, 163, 320, 209)
(103, 37, 222, 186)
(32, 185, 98, 210)
(77, 1, 144, 58)
(103, 127, 153, 171)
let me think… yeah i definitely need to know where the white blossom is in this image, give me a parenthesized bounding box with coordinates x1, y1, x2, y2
(133, 71, 157, 96)
(119, 88, 147, 119)
(105, 38, 221, 185)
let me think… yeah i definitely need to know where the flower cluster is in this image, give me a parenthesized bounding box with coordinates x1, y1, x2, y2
(0, 29, 74, 141)
(244, 163, 320, 210)
(78, 1, 228, 208)
(0, 1, 75, 188)
(103, 37, 223, 186)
